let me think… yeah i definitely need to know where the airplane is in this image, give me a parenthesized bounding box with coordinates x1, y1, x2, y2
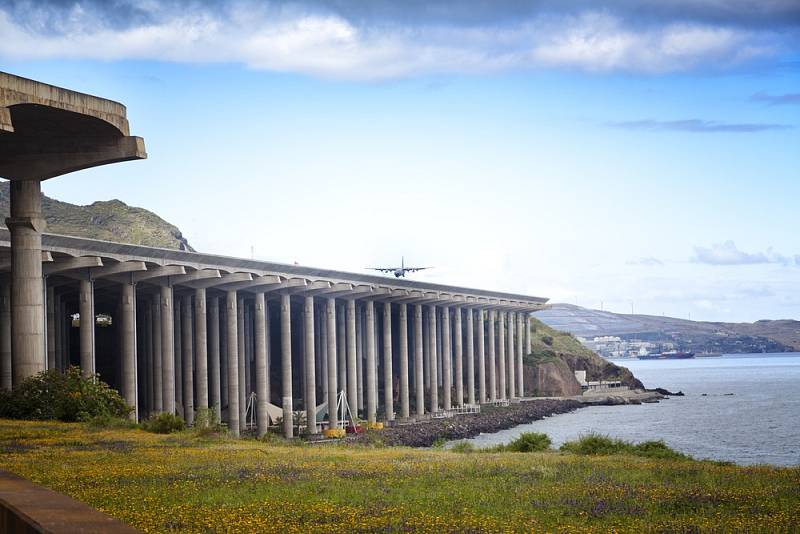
(367, 257, 431, 278)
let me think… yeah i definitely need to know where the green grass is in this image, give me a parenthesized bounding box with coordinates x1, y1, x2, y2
(0, 419, 797, 533)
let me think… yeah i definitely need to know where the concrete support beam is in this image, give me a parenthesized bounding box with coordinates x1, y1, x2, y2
(78, 279, 94, 377)
(454, 307, 463, 406)
(507, 312, 515, 399)
(280, 293, 293, 438)
(465, 308, 475, 405)
(152, 295, 163, 412)
(355, 304, 364, 414)
(428, 305, 438, 412)
(254, 293, 269, 436)
(516, 312, 524, 397)
(487, 310, 496, 401)
(441, 306, 451, 411)
(303, 296, 317, 435)
(42, 256, 103, 276)
(161, 285, 175, 414)
(226, 290, 240, 436)
(382, 301, 394, 421)
(120, 282, 137, 420)
(498, 311, 506, 400)
(476, 309, 485, 403)
(414, 304, 424, 417)
(181, 295, 194, 425)
(207, 297, 222, 419)
(337, 302, 346, 402)
(346, 299, 357, 420)
(174, 299, 182, 415)
(46, 285, 55, 370)
(523, 314, 530, 396)
(365, 300, 377, 423)
(194, 288, 208, 411)
(326, 297, 338, 429)
(398, 303, 409, 419)
(237, 298, 246, 427)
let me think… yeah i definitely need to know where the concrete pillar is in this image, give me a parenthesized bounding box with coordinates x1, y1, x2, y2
(428, 305, 438, 412)
(244, 303, 252, 400)
(346, 299, 358, 419)
(161, 286, 175, 414)
(79, 279, 95, 377)
(508, 312, 515, 399)
(280, 293, 293, 438)
(441, 306, 451, 411)
(195, 289, 208, 411)
(120, 282, 137, 420)
(398, 303, 409, 419)
(220, 305, 228, 410)
(325, 297, 338, 429)
(365, 300, 376, 423)
(226, 291, 240, 436)
(143, 301, 152, 414)
(320, 307, 328, 401)
(237, 297, 246, 427)
(488, 310, 496, 401)
(498, 311, 506, 400)
(181, 296, 194, 425)
(54, 292, 62, 371)
(46, 285, 55, 370)
(264, 301, 271, 408)
(303, 296, 317, 435)
(355, 303, 364, 414)
(413, 304, 424, 417)
(254, 293, 269, 436)
(337, 304, 346, 398)
(1, 284, 11, 389)
(382, 302, 394, 421)
(152, 296, 163, 412)
(423, 311, 430, 390)
(208, 296, 220, 419)
(517, 313, 524, 397)
(8, 180, 46, 383)
(174, 300, 182, 414)
(466, 308, 475, 405)
(454, 307, 463, 407)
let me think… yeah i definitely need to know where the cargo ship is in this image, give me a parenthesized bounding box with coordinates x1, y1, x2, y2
(637, 351, 695, 360)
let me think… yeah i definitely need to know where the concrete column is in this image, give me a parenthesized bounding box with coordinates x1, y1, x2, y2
(337, 304, 346, 398)
(508, 312, 515, 399)
(181, 296, 194, 425)
(220, 306, 228, 410)
(355, 303, 364, 414)
(346, 299, 358, 419)
(264, 302, 271, 408)
(414, 304, 424, 417)
(152, 296, 163, 412)
(382, 302, 394, 421)
(454, 307, 463, 406)
(521, 314, 528, 396)
(423, 311, 430, 390)
(441, 306, 451, 410)
(143, 302, 153, 414)
(120, 282, 137, 420)
(208, 296, 220, 419)
(488, 310, 496, 401)
(226, 291, 240, 436)
(303, 296, 317, 435)
(54, 292, 62, 371)
(195, 289, 208, 411)
(244, 304, 252, 399)
(254, 293, 269, 436)
(280, 293, 293, 438)
(398, 303, 409, 419)
(1, 284, 11, 389)
(365, 300, 377, 423)
(161, 286, 175, 414)
(46, 285, 55, 370)
(466, 309, 475, 405)
(174, 300, 182, 413)
(325, 297, 338, 429)
(498, 311, 506, 400)
(320, 307, 328, 399)
(517, 313, 524, 397)
(79, 279, 95, 377)
(8, 180, 45, 383)
(428, 305, 438, 412)
(237, 297, 246, 427)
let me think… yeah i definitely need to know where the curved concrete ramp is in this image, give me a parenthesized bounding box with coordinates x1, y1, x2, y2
(0, 470, 139, 533)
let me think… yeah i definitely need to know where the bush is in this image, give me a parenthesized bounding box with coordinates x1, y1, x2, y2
(0, 367, 131, 422)
(505, 432, 552, 452)
(86, 414, 138, 430)
(193, 407, 226, 437)
(450, 441, 476, 453)
(141, 412, 185, 434)
(560, 433, 689, 460)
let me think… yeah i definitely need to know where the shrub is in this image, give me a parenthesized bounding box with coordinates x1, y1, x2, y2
(141, 412, 185, 434)
(193, 407, 226, 437)
(630, 440, 689, 460)
(0, 367, 130, 422)
(450, 441, 476, 453)
(560, 433, 689, 460)
(86, 414, 138, 430)
(431, 437, 447, 449)
(505, 432, 552, 452)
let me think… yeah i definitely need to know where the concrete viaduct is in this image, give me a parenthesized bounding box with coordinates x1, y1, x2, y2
(0, 71, 547, 437)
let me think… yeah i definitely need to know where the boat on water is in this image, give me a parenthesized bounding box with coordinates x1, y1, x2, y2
(638, 351, 695, 360)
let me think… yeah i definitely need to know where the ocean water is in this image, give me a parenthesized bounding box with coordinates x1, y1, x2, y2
(455, 353, 800, 466)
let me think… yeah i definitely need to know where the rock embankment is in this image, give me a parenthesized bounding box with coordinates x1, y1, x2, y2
(359, 399, 583, 447)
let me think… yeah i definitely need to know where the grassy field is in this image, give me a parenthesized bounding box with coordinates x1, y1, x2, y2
(1, 419, 798, 533)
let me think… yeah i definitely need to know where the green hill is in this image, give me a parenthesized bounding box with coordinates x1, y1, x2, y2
(0, 181, 193, 251)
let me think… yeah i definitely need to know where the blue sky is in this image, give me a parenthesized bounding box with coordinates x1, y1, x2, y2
(1, 0, 799, 322)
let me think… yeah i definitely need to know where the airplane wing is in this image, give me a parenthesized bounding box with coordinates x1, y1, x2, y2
(367, 267, 396, 273)
(404, 267, 431, 273)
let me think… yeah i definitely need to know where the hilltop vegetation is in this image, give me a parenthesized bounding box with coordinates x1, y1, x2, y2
(0, 181, 193, 251)
(1, 419, 797, 533)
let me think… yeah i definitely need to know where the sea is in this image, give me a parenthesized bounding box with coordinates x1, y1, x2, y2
(454, 353, 800, 466)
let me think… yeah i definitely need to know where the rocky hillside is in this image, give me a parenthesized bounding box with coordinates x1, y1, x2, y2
(524, 318, 643, 397)
(0, 182, 193, 251)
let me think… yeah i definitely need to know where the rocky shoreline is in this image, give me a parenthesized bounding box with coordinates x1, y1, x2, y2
(354, 399, 585, 447)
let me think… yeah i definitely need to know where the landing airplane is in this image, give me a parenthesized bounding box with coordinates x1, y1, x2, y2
(367, 257, 431, 278)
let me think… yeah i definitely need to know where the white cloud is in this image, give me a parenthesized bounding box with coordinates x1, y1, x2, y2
(692, 241, 794, 266)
